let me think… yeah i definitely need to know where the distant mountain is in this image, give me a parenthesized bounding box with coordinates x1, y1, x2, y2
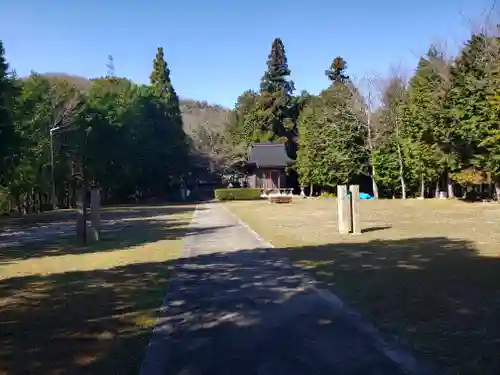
(38, 72, 93, 91)
(27, 73, 231, 136)
(26, 73, 232, 172)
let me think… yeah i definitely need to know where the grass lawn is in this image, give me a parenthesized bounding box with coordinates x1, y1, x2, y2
(0, 204, 195, 375)
(226, 198, 500, 375)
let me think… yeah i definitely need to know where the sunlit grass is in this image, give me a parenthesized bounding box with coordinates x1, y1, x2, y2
(227, 198, 500, 374)
(0, 205, 194, 375)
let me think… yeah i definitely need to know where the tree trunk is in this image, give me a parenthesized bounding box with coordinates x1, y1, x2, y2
(37, 192, 41, 212)
(396, 141, 406, 199)
(434, 179, 440, 198)
(309, 183, 313, 197)
(27, 190, 33, 214)
(446, 172, 454, 198)
(15, 196, 21, 215)
(494, 178, 500, 203)
(371, 163, 379, 199)
(420, 174, 425, 198)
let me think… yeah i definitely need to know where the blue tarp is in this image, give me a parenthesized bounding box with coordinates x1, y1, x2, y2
(360, 192, 374, 200)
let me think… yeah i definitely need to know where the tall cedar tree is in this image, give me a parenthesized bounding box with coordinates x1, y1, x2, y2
(447, 35, 494, 166)
(0, 40, 17, 183)
(238, 38, 296, 144)
(447, 34, 500, 198)
(150, 47, 188, 185)
(402, 48, 446, 197)
(260, 38, 295, 95)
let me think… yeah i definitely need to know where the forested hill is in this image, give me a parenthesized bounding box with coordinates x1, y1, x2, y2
(35, 73, 231, 135)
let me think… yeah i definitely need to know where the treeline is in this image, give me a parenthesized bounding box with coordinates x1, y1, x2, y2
(2, 28, 500, 214)
(226, 33, 500, 201)
(0, 43, 189, 214)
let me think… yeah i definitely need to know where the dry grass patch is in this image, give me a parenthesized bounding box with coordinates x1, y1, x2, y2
(226, 198, 500, 375)
(0, 204, 195, 375)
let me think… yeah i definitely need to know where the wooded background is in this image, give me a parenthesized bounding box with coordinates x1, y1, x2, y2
(1, 26, 500, 214)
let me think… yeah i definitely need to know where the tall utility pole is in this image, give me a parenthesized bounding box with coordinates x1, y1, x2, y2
(106, 55, 115, 78)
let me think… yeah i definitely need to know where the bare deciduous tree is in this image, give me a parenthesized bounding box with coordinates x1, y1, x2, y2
(378, 67, 408, 199)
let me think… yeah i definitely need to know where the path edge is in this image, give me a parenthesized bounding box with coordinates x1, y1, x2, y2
(221, 202, 434, 375)
(137, 204, 201, 375)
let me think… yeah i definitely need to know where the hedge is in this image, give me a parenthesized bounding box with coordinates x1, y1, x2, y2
(214, 188, 262, 201)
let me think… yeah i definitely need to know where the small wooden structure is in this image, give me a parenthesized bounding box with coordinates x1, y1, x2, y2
(245, 143, 295, 193)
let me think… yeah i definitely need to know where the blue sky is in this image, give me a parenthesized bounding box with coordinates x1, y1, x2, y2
(0, 0, 495, 107)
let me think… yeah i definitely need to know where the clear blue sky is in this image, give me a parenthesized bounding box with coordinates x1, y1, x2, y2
(0, 0, 495, 108)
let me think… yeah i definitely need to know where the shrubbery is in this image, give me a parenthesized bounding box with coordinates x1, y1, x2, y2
(214, 188, 262, 201)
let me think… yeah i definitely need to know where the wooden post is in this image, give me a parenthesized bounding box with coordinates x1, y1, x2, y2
(337, 185, 350, 234)
(90, 188, 101, 241)
(349, 185, 361, 235)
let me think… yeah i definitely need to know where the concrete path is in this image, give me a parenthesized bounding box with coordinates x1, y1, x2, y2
(140, 203, 431, 375)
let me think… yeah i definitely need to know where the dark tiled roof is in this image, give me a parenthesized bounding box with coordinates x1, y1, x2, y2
(247, 143, 295, 168)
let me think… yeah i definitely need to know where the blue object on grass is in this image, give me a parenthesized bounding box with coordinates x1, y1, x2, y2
(360, 192, 374, 200)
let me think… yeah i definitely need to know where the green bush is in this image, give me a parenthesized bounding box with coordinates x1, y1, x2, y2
(214, 188, 262, 201)
(319, 191, 336, 198)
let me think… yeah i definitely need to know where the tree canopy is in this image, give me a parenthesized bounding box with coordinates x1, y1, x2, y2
(2, 27, 500, 215)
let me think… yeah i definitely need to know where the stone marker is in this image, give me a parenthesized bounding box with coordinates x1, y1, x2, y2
(90, 188, 101, 241)
(349, 185, 361, 235)
(337, 185, 351, 234)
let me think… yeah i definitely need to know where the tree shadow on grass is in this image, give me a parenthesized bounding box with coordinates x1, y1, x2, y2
(0, 203, 201, 235)
(0, 203, 204, 228)
(99, 203, 205, 221)
(1, 236, 499, 374)
(0, 205, 212, 264)
(276, 238, 500, 375)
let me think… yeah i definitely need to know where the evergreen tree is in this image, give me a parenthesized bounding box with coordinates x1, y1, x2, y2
(402, 48, 448, 197)
(325, 57, 349, 85)
(150, 47, 181, 115)
(447, 35, 495, 166)
(150, 46, 189, 188)
(0, 40, 17, 184)
(260, 38, 294, 95)
(235, 38, 298, 144)
(296, 58, 365, 188)
(445, 33, 500, 199)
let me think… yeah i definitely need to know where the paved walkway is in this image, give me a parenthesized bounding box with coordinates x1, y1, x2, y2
(140, 203, 431, 375)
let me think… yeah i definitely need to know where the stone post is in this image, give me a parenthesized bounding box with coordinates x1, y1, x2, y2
(349, 185, 361, 235)
(337, 185, 351, 234)
(90, 188, 101, 241)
